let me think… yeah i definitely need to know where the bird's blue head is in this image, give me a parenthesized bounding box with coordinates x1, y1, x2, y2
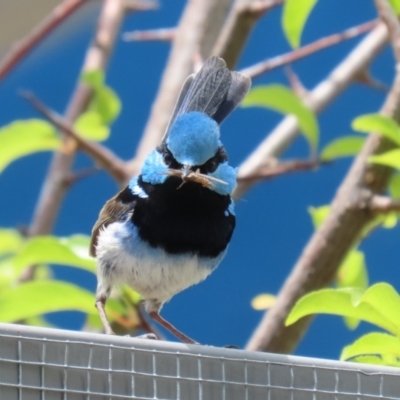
(166, 112, 220, 166)
(139, 111, 237, 196)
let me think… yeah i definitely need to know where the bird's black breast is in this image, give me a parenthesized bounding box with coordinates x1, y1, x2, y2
(131, 176, 235, 257)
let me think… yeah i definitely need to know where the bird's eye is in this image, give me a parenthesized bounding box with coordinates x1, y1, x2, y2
(206, 159, 218, 173)
(163, 151, 173, 166)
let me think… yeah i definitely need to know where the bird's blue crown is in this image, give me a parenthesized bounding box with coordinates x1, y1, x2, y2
(166, 112, 220, 166)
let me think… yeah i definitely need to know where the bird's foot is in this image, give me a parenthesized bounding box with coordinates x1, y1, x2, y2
(224, 344, 240, 349)
(136, 333, 159, 340)
(124, 333, 159, 340)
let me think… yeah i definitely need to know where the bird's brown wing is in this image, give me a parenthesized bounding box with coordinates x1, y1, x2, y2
(89, 189, 136, 257)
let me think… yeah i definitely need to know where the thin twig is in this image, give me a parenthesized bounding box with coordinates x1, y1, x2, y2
(369, 195, 400, 213)
(241, 20, 378, 79)
(355, 69, 389, 92)
(22, 91, 129, 183)
(0, 0, 87, 82)
(123, 0, 159, 11)
(64, 167, 101, 186)
(237, 159, 328, 183)
(123, 27, 176, 42)
(284, 66, 308, 98)
(374, 0, 400, 60)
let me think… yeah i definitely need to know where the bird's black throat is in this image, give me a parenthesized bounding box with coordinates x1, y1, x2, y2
(127, 176, 235, 258)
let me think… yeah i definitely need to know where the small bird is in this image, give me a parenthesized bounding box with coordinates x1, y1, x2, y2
(90, 57, 251, 344)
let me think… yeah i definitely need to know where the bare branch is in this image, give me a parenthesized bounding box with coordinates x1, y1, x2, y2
(284, 66, 309, 98)
(212, 0, 284, 68)
(29, 0, 126, 237)
(374, 0, 400, 60)
(129, 0, 231, 176)
(123, 0, 159, 11)
(64, 167, 101, 187)
(22, 91, 129, 184)
(0, 0, 87, 82)
(235, 23, 389, 199)
(123, 27, 175, 42)
(245, 17, 400, 353)
(369, 195, 400, 213)
(355, 69, 389, 92)
(241, 20, 378, 79)
(237, 159, 327, 183)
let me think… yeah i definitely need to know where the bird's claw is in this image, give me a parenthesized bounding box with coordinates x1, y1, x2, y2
(135, 333, 159, 340)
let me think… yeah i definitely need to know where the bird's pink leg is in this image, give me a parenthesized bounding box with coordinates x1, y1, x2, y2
(95, 296, 115, 335)
(149, 311, 198, 344)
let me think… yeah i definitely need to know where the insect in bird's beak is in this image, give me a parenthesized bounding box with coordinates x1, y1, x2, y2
(180, 164, 192, 182)
(164, 167, 228, 190)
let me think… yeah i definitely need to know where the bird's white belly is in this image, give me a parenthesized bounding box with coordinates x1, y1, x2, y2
(95, 220, 224, 305)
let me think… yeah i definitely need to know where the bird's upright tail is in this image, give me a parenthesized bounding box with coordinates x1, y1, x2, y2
(164, 57, 251, 138)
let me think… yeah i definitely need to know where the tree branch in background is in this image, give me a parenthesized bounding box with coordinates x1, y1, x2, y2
(369, 195, 400, 213)
(22, 91, 129, 184)
(123, 0, 159, 12)
(235, 23, 389, 199)
(129, 0, 231, 176)
(245, 2, 400, 354)
(123, 27, 176, 42)
(29, 0, 126, 238)
(241, 20, 378, 79)
(212, 0, 284, 69)
(237, 159, 327, 183)
(0, 0, 87, 82)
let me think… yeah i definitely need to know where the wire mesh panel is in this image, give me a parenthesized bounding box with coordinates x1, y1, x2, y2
(0, 323, 399, 400)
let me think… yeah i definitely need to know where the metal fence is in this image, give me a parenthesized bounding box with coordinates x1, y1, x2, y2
(0, 323, 399, 399)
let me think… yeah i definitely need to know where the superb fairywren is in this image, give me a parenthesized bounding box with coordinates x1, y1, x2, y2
(90, 57, 251, 344)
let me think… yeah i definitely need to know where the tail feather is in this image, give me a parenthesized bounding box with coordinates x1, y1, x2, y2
(183, 67, 231, 117)
(164, 57, 251, 139)
(213, 71, 251, 124)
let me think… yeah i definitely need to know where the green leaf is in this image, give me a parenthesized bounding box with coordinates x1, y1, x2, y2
(82, 70, 121, 124)
(308, 205, 330, 229)
(243, 85, 319, 153)
(61, 235, 94, 261)
(0, 257, 18, 287)
(24, 315, 55, 328)
(337, 250, 368, 290)
(320, 136, 364, 160)
(286, 287, 400, 335)
(344, 354, 390, 366)
(14, 235, 96, 274)
(82, 70, 104, 89)
(0, 229, 23, 257)
(341, 332, 400, 362)
(0, 119, 60, 173)
(389, 174, 400, 199)
(369, 149, 400, 170)
(336, 250, 368, 330)
(91, 86, 121, 124)
(352, 114, 400, 146)
(0, 280, 96, 322)
(282, 0, 318, 48)
(359, 283, 400, 333)
(389, 0, 400, 14)
(74, 111, 110, 141)
(382, 212, 398, 229)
